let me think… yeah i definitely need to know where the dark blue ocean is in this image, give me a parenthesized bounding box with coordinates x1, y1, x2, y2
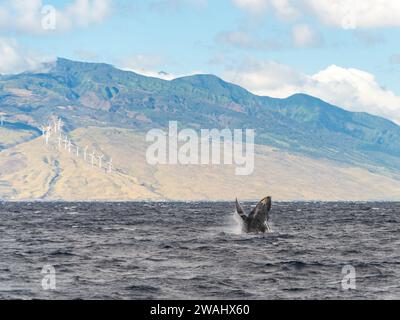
(0, 202, 399, 299)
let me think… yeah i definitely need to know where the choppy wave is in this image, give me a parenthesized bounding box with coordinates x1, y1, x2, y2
(0, 201, 399, 299)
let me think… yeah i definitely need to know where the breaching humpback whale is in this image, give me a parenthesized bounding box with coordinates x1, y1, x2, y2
(235, 197, 272, 233)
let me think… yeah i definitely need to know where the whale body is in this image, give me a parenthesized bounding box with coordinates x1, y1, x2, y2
(235, 197, 272, 233)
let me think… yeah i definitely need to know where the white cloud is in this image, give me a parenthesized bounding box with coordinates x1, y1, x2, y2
(292, 24, 322, 47)
(233, 0, 269, 14)
(127, 69, 178, 81)
(217, 30, 261, 49)
(216, 23, 321, 50)
(270, 0, 299, 19)
(216, 30, 282, 50)
(150, 0, 208, 12)
(223, 59, 305, 97)
(233, 0, 299, 18)
(305, 0, 400, 29)
(0, 38, 54, 74)
(233, 0, 400, 29)
(0, 0, 112, 34)
(119, 54, 201, 80)
(223, 58, 400, 124)
(121, 54, 167, 73)
(61, 0, 112, 27)
(310, 66, 400, 122)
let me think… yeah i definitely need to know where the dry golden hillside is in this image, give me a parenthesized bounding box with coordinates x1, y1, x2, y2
(1, 126, 400, 201)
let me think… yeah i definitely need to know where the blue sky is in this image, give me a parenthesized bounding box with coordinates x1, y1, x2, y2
(1, 0, 400, 123)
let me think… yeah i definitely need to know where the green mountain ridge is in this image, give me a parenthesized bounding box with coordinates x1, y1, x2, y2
(1, 57, 400, 175)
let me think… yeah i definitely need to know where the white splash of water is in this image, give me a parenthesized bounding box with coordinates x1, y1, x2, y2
(225, 211, 244, 235)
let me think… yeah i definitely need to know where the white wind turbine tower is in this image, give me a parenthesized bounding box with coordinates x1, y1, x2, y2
(58, 118, 63, 132)
(98, 154, 105, 169)
(46, 123, 52, 144)
(45, 130, 50, 145)
(47, 122, 52, 134)
(50, 116, 55, 133)
(63, 136, 68, 150)
(52, 117, 58, 134)
(107, 158, 113, 173)
(68, 139, 72, 153)
(90, 151, 96, 167)
(40, 126, 47, 142)
(83, 146, 89, 161)
(76, 145, 79, 157)
(58, 134, 62, 149)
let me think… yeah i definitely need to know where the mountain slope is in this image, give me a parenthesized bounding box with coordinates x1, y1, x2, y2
(1, 58, 400, 200)
(1, 127, 400, 201)
(1, 58, 399, 172)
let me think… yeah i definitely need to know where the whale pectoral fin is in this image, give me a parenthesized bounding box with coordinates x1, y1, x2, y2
(236, 198, 247, 221)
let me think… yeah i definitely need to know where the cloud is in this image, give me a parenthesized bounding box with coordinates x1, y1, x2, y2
(215, 30, 283, 50)
(223, 59, 306, 97)
(223, 58, 400, 124)
(0, 0, 112, 34)
(233, 0, 298, 18)
(269, 0, 299, 19)
(310, 66, 400, 123)
(119, 54, 201, 80)
(0, 38, 54, 74)
(121, 54, 167, 71)
(150, 0, 207, 12)
(233, 0, 269, 14)
(216, 30, 261, 49)
(216, 23, 322, 51)
(128, 69, 178, 81)
(60, 0, 112, 27)
(305, 0, 400, 29)
(292, 24, 322, 47)
(233, 0, 400, 29)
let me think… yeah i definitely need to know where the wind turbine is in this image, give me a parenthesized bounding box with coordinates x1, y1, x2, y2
(58, 134, 62, 149)
(40, 126, 47, 141)
(90, 151, 96, 167)
(68, 139, 72, 153)
(52, 117, 58, 133)
(58, 118, 63, 132)
(98, 154, 105, 169)
(45, 130, 50, 145)
(83, 146, 89, 161)
(107, 158, 113, 173)
(47, 122, 52, 134)
(76, 145, 79, 157)
(63, 137, 68, 150)
(45, 123, 52, 144)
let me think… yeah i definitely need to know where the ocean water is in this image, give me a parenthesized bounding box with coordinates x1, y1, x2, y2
(0, 202, 399, 300)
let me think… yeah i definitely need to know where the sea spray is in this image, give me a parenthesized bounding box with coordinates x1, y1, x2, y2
(224, 211, 245, 235)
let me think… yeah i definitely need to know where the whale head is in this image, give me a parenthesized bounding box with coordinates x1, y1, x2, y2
(257, 196, 272, 218)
